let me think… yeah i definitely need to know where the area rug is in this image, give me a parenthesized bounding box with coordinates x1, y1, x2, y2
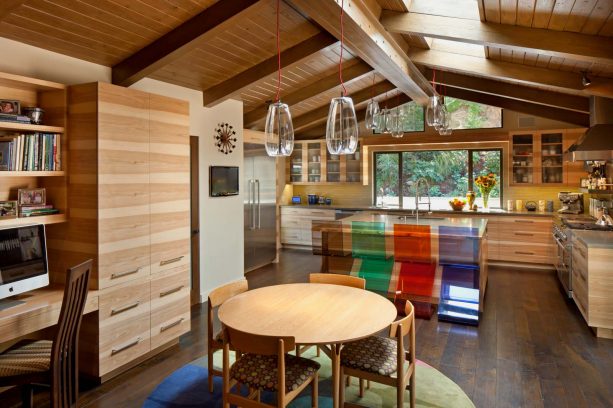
(143, 348, 474, 407)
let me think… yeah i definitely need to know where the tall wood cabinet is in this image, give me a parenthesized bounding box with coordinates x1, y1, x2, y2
(48, 82, 191, 380)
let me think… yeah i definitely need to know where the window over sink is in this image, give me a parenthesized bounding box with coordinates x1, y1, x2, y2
(373, 149, 503, 210)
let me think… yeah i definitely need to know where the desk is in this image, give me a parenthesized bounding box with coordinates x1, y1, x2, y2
(0, 284, 99, 345)
(219, 283, 397, 408)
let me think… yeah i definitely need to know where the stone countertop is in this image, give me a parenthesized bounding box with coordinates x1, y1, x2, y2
(280, 204, 554, 217)
(572, 230, 613, 249)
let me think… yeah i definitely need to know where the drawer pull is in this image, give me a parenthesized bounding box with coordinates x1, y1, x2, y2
(515, 251, 534, 255)
(514, 232, 534, 236)
(111, 268, 140, 280)
(161, 318, 185, 332)
(160, 256, 184, 266)
(111, 337, 141, 355)
(111, 301, 140, 316)
(160, 285, 184, 297)
(514, 220, 534, 223)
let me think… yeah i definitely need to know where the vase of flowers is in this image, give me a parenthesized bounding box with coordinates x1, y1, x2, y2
(474, 173, 497, 208)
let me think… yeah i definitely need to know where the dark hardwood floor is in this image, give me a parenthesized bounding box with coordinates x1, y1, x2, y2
(4, 249, 613, 407)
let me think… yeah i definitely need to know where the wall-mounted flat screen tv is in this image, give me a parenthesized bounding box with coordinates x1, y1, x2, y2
(210, 166, 239, 197)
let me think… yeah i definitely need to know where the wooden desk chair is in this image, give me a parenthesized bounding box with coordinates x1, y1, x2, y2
(222, 325, 320, 408)
(207, 278, 248, 393)
(297, 273, 366, 359)
(339, 301, 416, 408)
(0, 259, 93, 408)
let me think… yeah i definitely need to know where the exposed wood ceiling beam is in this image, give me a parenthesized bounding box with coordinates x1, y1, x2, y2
(0, 1, 26, 22)
(112, 0, 265, 87)
(422, 68, 589, 113)
(382, 11, 613, 65)
(286, 0, 434, 105)
(444, 87, 590, 127)
(202, 32, 337, 107)
(243, 61, 373, 128)
(293, 80, 396, 133)
(408, 48, 613, 98)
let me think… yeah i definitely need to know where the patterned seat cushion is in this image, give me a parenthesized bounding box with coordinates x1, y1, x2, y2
(230, 353, 320, 393)
(341, 335, 398, 376)
(0, 340, 52, 377)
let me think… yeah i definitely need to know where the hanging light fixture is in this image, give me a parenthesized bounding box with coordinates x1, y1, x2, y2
(437, 74, 453, 136)
(264, 0, 294, 157)
(391, 94, 404, 138)
(425, 69, 439, 126)
(325, 0, 358, 155)
(364, 73, 380, 130)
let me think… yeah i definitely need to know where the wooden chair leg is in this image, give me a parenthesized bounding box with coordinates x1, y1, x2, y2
(21, 384, 33, 408)
(359, 378, 365, 397)
(208, 350, 214, 393)
(297, 347, 302, 357)
(397, 378, 405, 408)
(312, 373, 319, 408)
(339, 368, 345, 407)
(316, 347, 320, 357)
(367, 380, 371, 389)
(346, 376, 351, 386)
(410, 375, 416, 408)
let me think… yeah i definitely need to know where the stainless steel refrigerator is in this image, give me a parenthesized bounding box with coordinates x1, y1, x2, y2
(244, 142, 277, 272)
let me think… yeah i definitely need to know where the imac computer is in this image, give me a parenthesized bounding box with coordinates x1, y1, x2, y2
(0, 224, 49, 311)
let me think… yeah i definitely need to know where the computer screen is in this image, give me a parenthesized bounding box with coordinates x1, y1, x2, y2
(0, 224, 48, 290)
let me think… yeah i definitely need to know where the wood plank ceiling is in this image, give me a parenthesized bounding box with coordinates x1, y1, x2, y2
(0, 0, 610, 140)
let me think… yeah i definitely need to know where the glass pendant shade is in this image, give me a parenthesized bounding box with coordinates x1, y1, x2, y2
(390, 109, 403, 138)
(375, 109, 390, 133)
(264, 102, 294, 157)
(364, 99, 380, 130)
(425, 96, 439, 126)
(326, 96, 359, 155)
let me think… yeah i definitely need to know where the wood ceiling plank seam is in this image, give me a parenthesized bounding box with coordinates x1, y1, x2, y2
(548, 0, 577, 30)
(499, 0, 519, 25)
(564, 0, 598, 32)
(132, 0, 206, 22)
(512, 49, 526, 64)
(410, 0, 481, 20)
(95, 0, 178, 33)
(532, 0, 556, 28)
(599, 12, 613, 35)
(523, 51, 539, 65)
(547, 55, 565, 69)
(15, 3, 140, 53)
(516, 0, 537, 26)
(2, 13, 125, 58)
(105, 0, 185, 30)
(183, 48, 246, 75)
(559, 58, 578, 71)
(211, 33, 276, 68)
(535, 53, 552, 67)
(0, 0, 26, 22)
(483, 0, 502, 23)
(500, 47, 514, 62)
(580, 0, 613, 35)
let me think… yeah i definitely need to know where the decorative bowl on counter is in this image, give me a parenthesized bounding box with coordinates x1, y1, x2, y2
(449, 198, 467, 211)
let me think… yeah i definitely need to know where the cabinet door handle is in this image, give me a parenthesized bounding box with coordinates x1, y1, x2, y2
(161, 317, 185, 332)
(514, 220, 534, 223)
(160, 285, 184, 297)
(111, 267, 141, 280)
(514, 232, 534, 236)
(111, 301, 140, 316)
(111, 337, 141, 355)
(160, 256, 184, 266)
(515, 251, 534, 255)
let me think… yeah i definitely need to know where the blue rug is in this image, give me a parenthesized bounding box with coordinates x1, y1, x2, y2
(143, 349, 474, 407)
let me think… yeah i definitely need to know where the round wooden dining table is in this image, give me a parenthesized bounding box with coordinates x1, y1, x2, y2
(218, 283, 398, 408)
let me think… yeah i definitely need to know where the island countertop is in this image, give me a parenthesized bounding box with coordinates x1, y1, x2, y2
(572, 230, 613, 249)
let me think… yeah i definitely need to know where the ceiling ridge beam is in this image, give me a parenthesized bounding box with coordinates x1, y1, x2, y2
(202, 32, 337, 108)
(293, 80, 396, 133)
(243, 61, 373, 128)
(112, 0, 267, 87)
(408, 48, 613, 98)
(382, 11, 613, 65)
(422, 68, 590, 113)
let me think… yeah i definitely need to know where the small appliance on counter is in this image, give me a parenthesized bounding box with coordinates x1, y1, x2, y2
(557, 192, 584, 214)
(307, 194, 318, 205)
(291, 196, 302, 205)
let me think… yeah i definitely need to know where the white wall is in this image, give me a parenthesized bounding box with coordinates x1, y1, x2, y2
(1, 39, 245, 302)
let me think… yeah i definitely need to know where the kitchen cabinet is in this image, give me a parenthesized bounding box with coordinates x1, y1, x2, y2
(280, 206, 335, 246)
(286, 140, 362, 184)
(509, 129, 586, 186)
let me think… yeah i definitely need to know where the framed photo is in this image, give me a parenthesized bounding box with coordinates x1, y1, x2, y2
(0, 99, 20, 115)
(580, 178, 589, 188)
(18, 188, 46, 206)
(0, 200, 18, 218)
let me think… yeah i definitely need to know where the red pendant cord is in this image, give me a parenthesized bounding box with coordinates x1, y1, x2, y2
(275, 0, 281, 103)
(339, 0, 347, 96)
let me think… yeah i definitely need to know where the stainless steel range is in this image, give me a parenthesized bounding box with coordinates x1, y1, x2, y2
(553, 215, 613, 297)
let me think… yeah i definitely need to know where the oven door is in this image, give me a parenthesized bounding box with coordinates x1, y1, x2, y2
(553, 232, 572, 297)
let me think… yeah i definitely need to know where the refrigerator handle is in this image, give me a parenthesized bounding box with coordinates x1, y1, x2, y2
(256, 179, 261, 229)
(251, 180, 257, 230)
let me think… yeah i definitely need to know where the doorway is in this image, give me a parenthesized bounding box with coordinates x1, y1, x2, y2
(190, 136, 201, 305)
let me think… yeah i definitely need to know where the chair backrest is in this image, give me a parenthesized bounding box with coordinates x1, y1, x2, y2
(389, 301, 415, 339)
(208, 279, 249, 308)
(51, 259, 93, 408)
(223, 325, 295, 356)
(309, 273, 366, 290)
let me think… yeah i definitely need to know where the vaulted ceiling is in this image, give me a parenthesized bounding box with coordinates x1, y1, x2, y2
(1, 0, 611, 139)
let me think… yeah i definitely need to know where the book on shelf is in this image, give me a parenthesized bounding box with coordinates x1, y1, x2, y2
(0, 113, 31, 124)
(19, 206, 59, 217)
(0, 133, 61, 171)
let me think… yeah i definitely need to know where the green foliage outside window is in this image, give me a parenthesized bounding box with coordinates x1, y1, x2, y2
(445, 97, 502, 130)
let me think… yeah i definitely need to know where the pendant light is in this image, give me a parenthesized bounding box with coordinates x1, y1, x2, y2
(364, 73, 380, 130)
(425, 70, 439, 126)
(264, 0, 294, 157)
(391, 94, 404, 138)
(325, 0, 358, 155)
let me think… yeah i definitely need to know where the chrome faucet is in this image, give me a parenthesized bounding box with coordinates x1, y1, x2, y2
(414, 178, 431, 221)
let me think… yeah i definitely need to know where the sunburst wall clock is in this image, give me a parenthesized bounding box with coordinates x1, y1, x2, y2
(214, 122, 237, 154)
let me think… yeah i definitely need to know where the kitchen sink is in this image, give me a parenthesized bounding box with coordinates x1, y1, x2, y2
(397, 214, 446, 220)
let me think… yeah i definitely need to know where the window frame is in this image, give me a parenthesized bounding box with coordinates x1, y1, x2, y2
(372, 147, 504, 209)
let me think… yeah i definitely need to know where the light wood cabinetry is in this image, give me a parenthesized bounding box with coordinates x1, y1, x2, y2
(286, 140, 362, 184)
(485, 216, 555, 265)
(571, 235, 613, 339)
(52, 82, 191, 380)
(509, 129, 586, 186)
(280, 206, 335, 246)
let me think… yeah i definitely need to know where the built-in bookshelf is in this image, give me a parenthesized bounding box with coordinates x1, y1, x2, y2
(0, 71, 67, 226)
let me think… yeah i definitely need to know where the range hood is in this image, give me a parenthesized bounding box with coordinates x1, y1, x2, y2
(567, 96, 613, 161)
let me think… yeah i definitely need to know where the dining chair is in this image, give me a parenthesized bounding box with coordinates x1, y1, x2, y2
(0, 259, 93, 408)
(297, 273, 366, 359)
(339, 301, 416, 408)
(207, 278, 248, 392)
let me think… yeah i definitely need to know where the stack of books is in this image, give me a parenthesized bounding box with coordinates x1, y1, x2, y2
(0, 133, 61, 171)
(19, 205, 59, 217)
(0, 113, 31, 124)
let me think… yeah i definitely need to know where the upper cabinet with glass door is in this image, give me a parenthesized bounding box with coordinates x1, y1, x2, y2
(540, 132, 563, 184)
(510, 133, 534, 184)
(286, 140, 362, 184)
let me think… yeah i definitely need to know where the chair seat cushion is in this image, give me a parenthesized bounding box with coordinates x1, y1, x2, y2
(0, 340, 52, 377)
(230, 353, 320, 393)
(341, 335, 398, 376)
